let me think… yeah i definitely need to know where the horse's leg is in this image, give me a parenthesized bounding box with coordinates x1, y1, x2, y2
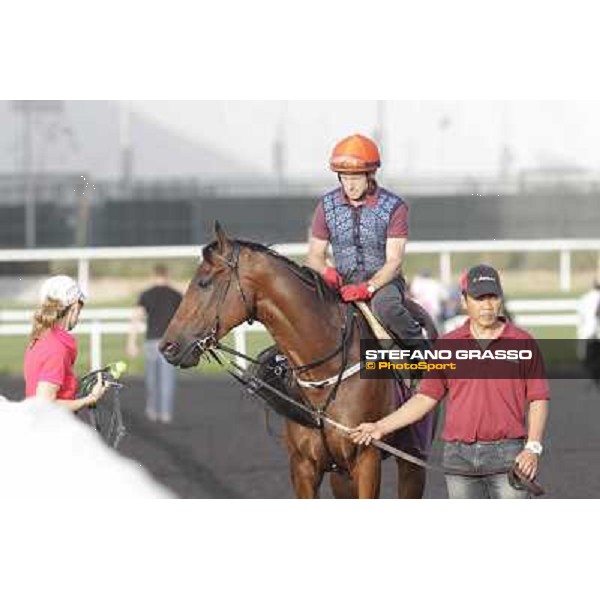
(285, 424, 326, 498)
(289, 452, 324, 499)
(330, 471, 357, 499)
(351, 447, 382, 499)
(396, 457, 426, 499)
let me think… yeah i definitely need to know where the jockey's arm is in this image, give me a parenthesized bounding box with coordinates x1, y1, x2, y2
(305, 236, 330, 275)
(368, 237, 407, 291)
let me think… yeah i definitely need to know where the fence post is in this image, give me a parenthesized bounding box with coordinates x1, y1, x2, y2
(559, 249, 571, 292)
(233, 326, 248, 368)
(78, 257, 90, 296)
(90, 320, 102, 370)
(440, 251, 452, 286)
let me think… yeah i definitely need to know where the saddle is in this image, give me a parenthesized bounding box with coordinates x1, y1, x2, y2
(355, 299, 433, 390)
(246, 346, 321, 429)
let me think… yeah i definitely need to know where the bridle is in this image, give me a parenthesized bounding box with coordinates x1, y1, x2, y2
(79, 368, 126, 449)
(176, 243, 257, 365)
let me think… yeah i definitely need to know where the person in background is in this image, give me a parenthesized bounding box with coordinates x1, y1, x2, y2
(577, 279, 600, 389)
(409, 268, 448, 329)
(127, 264, 182, 423)
(351, 264, 550, 499)
(24, 275, 108, 411)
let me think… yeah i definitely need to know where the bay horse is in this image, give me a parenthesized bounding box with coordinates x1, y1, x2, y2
(160, 222, 436, 499)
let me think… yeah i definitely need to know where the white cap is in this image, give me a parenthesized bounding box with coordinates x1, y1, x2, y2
(39, 275, 86, 307)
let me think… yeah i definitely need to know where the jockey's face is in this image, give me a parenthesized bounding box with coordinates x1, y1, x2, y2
(462, 293, 503, 329)
(340, 173, 369, 201)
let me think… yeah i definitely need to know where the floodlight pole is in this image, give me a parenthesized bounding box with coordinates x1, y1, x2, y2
(13, 100, 63, 247)
(23, 106, 35, 248)
(273, 100, 287, 188)
(119, 101, 134, 195)
(374, 100, 386, 158)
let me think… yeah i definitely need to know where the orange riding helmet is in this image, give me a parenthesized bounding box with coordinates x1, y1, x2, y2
(329, 134, 381, 173)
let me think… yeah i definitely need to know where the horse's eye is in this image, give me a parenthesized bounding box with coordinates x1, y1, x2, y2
(197, 274, 213, 289)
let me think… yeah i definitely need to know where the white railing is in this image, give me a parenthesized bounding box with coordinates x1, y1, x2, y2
(0, 321, 145, 372)
(0, 299, 581, 370)
(0, 238, 599, 292)
(0, 308, 135, 322)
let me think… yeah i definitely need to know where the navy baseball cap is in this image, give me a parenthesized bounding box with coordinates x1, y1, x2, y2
(464, 264, 503, 298)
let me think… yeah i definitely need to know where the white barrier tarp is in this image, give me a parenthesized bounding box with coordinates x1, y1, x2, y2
(0, 396, 173, 499)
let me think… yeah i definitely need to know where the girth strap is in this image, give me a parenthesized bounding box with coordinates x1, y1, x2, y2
(296, 361, 361, 389)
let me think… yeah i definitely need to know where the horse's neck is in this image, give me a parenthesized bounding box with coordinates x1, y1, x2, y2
(255, 268, 348, 377)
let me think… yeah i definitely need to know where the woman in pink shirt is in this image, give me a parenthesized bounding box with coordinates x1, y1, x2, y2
(24, 275, 108, 411)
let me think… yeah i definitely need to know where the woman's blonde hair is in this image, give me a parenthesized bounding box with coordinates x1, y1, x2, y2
(29, 298, 68, 345)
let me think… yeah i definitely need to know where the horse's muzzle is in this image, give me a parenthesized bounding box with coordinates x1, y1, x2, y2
(160, 341, 181, 364)
(160, 339, 203, 369)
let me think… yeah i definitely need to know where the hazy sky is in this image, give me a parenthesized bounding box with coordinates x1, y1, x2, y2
(132, 100, 600, 179)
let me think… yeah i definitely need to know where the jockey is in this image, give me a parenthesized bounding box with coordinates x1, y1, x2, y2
(306, 133, 428, 351)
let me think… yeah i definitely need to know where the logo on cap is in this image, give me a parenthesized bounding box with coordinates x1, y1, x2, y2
(465, 265, 503, 297)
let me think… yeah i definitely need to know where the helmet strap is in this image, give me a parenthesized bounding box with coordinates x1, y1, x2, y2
(367, 173, 377, 195)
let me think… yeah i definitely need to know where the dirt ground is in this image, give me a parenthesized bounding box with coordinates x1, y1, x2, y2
(2, 374, 598, 499)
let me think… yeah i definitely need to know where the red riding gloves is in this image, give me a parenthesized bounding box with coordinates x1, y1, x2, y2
(322, 269, 374, 302)
(340, 283, 373, 302)
(323, 267, 344, 289)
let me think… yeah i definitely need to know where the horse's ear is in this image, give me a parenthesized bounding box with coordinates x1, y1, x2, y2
(214, 221, 231, 253)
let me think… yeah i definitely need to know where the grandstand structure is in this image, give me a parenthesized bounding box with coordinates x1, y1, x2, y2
(0, 100, 599, 250)
(1, 171, 599, 249)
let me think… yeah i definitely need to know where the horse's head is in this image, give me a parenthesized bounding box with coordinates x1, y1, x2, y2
(160, 222, 256, 368)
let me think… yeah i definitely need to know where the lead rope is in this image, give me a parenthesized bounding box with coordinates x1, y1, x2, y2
(205, 347, 544, 496)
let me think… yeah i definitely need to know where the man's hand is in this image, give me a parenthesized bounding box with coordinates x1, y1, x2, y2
(514, 449, 539, 480)
(350, 422, 385, 445)
(340, 283, 373, 302)
(323, 267, 343, 290)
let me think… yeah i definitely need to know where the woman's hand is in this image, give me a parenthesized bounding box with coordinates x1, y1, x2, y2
(86, 373, 109, 406)
(349, 422, 385, 446)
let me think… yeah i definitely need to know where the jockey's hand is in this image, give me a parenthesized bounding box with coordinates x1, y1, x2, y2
(514, 449, 539, 480)
(340, 283, 373, 302)
(323, 267, 343, 289)
(350, 422, 384, 446)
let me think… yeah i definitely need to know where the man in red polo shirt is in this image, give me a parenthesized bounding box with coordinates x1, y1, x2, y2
(351, 264, 550, 499)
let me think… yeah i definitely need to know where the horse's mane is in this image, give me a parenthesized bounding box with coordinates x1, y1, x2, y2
(203, 239, 339, 305)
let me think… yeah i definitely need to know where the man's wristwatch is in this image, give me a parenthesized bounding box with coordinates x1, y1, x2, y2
(525, 440, 543, 455)
(367, 283, 377, 295)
